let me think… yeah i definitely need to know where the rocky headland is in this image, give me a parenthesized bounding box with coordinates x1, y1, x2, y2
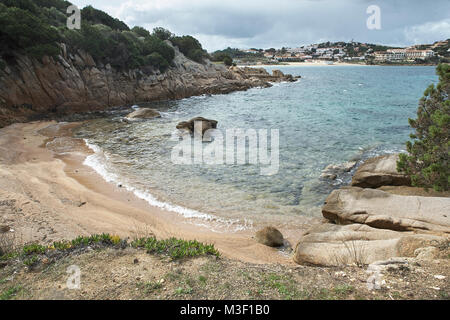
(0, 42, 298, 128)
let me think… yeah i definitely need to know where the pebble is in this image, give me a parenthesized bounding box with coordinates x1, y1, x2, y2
(434, 275, 445, 280)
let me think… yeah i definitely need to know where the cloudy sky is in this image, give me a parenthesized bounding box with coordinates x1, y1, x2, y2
(70, 0, 450, 52)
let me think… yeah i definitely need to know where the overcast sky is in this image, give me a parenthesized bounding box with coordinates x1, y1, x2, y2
(70, 0, 450, 52)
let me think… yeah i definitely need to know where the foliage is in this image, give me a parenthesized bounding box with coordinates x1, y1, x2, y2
(152, 27, 174, 41)
(397, 63, 450, 191)
(223, 55, 233, 66)
(131, 237, 220, 260)
(81, 5, 129, 31)
(0, 0, 207, 72)
(171, 35, 208, 63)
(0, 6, 61, 59)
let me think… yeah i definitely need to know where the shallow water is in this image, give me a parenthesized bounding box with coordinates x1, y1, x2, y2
(73, 65, 438, 230)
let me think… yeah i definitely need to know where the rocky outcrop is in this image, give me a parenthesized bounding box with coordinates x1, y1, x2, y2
(126, 108, 161, 119)
(255, 226, 284, 247)
(351, 154, 410, 188)
(0, 43, 298, 128)
(294, 154, 450, 267)
(230, 66, 300, 83)
(322, 187, 450, 233)
(176, 117, 218, 136)
(293, 223, 446, 266)
(320, 161, 357, 180)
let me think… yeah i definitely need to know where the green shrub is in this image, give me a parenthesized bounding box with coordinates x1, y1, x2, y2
(398, 63, 450, 191)
(171, 35, 207, 63)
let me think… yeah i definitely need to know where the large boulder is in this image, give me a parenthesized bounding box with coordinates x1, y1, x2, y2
(351, 154, 410, 188)
(176, 117, 218, 136)
(126, 108, 161, 119)
(293, 223, 447, 266)
(322, 186, 450, 234)
(255, 226, 284, 247)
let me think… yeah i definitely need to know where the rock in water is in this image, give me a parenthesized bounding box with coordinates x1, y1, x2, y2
(255, 227, 284, 247)
(126, 108, 161, 119)
(351, 154, 410, 188)
(176, 117, 218, 136)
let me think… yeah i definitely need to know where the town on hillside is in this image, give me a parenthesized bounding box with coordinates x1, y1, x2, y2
(211, 39, 450, 65)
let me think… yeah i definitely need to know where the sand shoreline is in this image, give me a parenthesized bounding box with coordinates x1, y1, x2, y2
(0, 121, 315, 265)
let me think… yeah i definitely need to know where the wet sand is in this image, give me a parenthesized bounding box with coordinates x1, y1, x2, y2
(0, 121, 318, 265)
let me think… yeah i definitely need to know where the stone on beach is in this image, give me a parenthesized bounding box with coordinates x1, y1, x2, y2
(255, 226, 284, 247)
(293, 223, 447, 266)
(322, 186, 450, 233)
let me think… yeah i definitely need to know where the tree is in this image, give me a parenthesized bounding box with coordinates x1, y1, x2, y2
(223, 55, 232, 66)
(152, 27, 174, 41)
(397, 63, 450, 191)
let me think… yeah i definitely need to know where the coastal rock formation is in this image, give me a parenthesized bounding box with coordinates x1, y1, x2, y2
(176, 117, 218, 136)
(0, 43, 298, 128)
(255, 227, 284, 247)
(294, 153, 450, 267)
(322, 186, 450, 233)
(320, 161, 357, 180)
(230, 66, 300, 83)
(126, 108, 161, 119)
(351, 154, 411, 188)
(293, 223, 446, 266)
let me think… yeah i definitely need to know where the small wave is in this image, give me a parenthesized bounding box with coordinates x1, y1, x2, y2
(82, 139, 253, 232)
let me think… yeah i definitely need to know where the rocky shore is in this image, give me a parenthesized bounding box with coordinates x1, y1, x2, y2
(0, 43, 298, 128)
(293, 154, 450, 267)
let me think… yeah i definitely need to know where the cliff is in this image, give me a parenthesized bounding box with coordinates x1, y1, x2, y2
(0, 43, 295, 128)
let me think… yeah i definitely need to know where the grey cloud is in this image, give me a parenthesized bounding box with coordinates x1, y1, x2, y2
(71, 0, 450, 51)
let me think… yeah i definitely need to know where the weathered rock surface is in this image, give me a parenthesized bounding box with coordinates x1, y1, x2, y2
(322, 186, 450, 234)
(320, 161, 357, 180)
(351, 154, 411, 188)
(230, 66, 300, 83)
(176, 117, 218, 136)
(126, 108, 161, 119)
(0, 43, 298, 128)
(293, 223, 447, 266)
(255, 226, 284, 247)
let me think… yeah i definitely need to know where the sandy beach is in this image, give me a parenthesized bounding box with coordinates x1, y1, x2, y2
(243, 61, 365, 68)
(0, 121, 316, 265)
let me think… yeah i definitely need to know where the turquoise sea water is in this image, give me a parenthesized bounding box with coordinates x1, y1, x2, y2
(74, 65, 438, 230)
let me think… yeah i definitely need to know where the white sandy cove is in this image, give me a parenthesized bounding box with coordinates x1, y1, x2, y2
(244, 61, 365, 67)
(0, 121, 317, 265)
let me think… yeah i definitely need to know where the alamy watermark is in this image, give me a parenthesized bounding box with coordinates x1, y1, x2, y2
(171, 122, 280, 176)
(66, 265, 81, 290)
(67, 5, 81, 30)
(366, 5, 381, 30)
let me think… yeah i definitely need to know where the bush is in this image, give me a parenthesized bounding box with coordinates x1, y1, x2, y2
(152, 27, 174, 41)
(81, 5, 129, 31)
(171, 35, 207, 63)
(397, 63, 450, 191)
(144, 52, 169, 72)
(0, 6, 61, 59)
(223, 55, 233, 66)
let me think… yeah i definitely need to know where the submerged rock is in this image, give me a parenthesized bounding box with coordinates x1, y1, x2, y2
(126, 108, 161, 119)
(351, 154, 410, 188)
(255, 226, 284, 247)
(176, 117, 218, 136)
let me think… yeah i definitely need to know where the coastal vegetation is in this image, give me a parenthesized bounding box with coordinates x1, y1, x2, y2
(0, 0, 208, 71)
(398, 63, 450, 191)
